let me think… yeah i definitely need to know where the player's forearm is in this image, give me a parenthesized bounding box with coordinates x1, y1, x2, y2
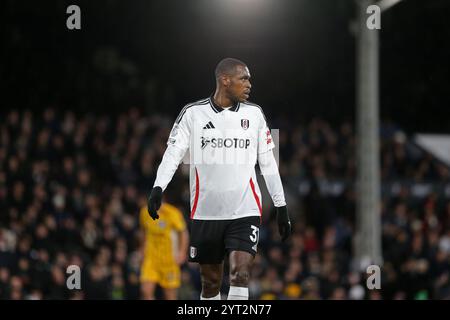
(180, 229, 189, 255)
(153, 145, 186, 191)
(258, 150, 286, 207)
(177, 229, 189, 264)
(140, 228, 147, 257)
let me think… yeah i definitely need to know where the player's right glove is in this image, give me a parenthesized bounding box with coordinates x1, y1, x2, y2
(147, 186, 163, 220)
(276, 205, 291, 242)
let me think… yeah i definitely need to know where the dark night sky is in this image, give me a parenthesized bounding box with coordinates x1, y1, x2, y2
(1, 0, 449, 133)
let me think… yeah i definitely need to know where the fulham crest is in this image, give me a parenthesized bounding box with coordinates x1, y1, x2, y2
(190, 246, 197, 258)
(241, 119, 249, 130)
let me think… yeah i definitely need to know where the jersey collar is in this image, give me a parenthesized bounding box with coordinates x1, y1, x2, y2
(209, 95, 240, 113)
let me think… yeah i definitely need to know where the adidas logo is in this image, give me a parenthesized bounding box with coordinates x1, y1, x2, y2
(203, 121, 215, 129)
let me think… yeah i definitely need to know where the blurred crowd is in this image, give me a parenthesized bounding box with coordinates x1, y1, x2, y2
(0, 108, 449, 300)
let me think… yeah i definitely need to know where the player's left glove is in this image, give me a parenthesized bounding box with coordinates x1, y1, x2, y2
(147, 186, 163, 220)
(276, 205, 291, 242)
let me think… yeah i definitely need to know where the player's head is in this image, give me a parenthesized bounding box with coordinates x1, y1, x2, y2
(215, 58, 251, 103)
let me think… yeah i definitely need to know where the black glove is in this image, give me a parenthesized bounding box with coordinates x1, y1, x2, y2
(276, 205, 291, 242)
(147, 187, 163, 220)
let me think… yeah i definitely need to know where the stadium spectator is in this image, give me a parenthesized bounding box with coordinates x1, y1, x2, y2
(0, 108, 449, 299)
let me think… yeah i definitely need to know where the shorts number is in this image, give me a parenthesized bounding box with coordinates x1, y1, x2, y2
(249, 225, 259, 243)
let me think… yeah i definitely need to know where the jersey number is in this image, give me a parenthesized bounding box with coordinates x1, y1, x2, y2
(249, 225, 259, 244)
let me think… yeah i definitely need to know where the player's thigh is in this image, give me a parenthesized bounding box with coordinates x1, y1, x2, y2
(140, 259, 159, 283)
(225, 216, 261, 257)
(189, 219, 227, 264)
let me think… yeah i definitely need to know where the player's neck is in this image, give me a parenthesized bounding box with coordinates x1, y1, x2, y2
(212, 91, 233, 109)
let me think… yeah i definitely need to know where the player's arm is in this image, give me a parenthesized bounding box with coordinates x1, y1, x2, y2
(171, 209, 189, 265)
(139, 208, 148, 257)
(257, 111, 291, 241)
(258, 150, 291, 242)
(148, 109, 191, 220)
(258, 150, 286, 207)
(176, 228, 189, 265)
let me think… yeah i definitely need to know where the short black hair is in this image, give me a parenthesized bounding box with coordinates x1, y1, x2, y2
(214, 58, 247, 79)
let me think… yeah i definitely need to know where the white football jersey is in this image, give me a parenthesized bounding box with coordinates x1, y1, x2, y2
(161, 97, 278, 220)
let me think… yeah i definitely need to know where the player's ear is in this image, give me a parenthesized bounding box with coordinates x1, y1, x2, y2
(221, 75, 230, 87)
